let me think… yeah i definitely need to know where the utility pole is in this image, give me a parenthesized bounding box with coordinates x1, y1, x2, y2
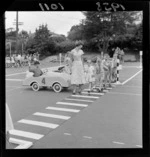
(16, 11, 18, 55)
(13, 11, 23, 55)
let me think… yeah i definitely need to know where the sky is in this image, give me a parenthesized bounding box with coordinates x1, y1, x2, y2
(5, 11, 86, 36)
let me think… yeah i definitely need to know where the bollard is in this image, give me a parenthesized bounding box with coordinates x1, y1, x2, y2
(139, 51, 142, 68)
(115, 58, 122, 85)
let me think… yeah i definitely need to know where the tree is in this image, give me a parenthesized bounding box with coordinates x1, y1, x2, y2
(51, 34, 66, 43)
(82, 11, 141, 53)
(25, 24, 56, 56)
(67, 24, 84, 41)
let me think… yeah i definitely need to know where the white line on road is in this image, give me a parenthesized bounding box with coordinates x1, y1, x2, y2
(56, 102, 88, 107)
(83, 136, 92, 139)
(64, 133, 71, 136)
(122, 69, 142, 85)
(46, 106, 80, 113)
(82, 91, 104, 96)
(113, 141, 125, 145)
(136, 145, 142, 148)
(9, 138, 33, 149)
(18, 119, 59, 129)
(9, 129, 44, 140)
(6, 79, 23, 81)
(6, 72, 26, 77)
(71, 95, 99, 99)
(118, 85, 142, 88)
(33, 112, 70, 120)
(65, 98, 94, 102)
(108, 92, 142, 96)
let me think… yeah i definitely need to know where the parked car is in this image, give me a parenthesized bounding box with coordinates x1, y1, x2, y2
(23, 67, 71, 92)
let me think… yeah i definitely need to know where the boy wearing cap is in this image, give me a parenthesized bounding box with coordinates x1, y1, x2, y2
(28, 61, 43, 77)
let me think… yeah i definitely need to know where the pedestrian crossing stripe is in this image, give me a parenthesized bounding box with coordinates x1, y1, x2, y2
(9, 137, 33, 149)
(71, 95, 99, 99)
(33, 112, 70, 120)
(9, 81, 116, 149)
(65, 98, 94, 102)
(18, 119, 59, 129)
(56, 102, 88, 107)
(46, 106, 80, 113)
(9, 129, 44, 140)
(81, 91, 104, 96)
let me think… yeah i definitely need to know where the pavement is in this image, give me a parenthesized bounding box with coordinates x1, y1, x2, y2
(5, 62, 142, 149)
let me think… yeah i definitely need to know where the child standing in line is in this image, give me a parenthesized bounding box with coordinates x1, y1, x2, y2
(83, 59, 89, 83)
(111, 53, 118, 82)
(86, 60, 96, 93)
(102, 54, 110, 88)
(95, 56, 104, 92)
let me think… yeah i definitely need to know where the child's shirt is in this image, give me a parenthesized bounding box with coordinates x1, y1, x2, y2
(88, 65, 95, 76)
(84, 63, 88, 73)
(102, 59, 109, 71)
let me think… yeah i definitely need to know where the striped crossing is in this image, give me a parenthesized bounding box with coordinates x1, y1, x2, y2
(9, 138, 33, 149)
(71, 94, 99, 99)
(81, 91, 104, 96)
(18, 119, 59, 129)
(56, 102, 88, 107)
(46, 106, 80, 113)
(33, 112, 70, 120)
(8, 84, 115, 149)
(9, 129, 44, 140)
(65, 98, 94, 102)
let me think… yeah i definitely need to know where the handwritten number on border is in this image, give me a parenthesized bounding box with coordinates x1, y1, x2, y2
(96, 2, 125, 12)
(39, 3, 64, 11)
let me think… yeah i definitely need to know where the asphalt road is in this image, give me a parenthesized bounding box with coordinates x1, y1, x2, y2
(5, 63, 142, 149)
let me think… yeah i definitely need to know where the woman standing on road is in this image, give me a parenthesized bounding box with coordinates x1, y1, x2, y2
(70, 43, 86, 94)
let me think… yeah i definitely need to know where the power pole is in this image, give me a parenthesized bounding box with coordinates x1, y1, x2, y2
(13, 11, 23, 55)
(16, 11, 18, 54)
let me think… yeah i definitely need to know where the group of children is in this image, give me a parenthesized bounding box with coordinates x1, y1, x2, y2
(63, 51, 119, 93)
(84, 53, 118, 92)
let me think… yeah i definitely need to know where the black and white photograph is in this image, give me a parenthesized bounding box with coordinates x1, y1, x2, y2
(1, 0, 149, 154)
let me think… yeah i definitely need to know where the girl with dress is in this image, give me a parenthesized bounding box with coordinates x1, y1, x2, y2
(95, 56, 104, 92)
(70, 43, 86, 94)
(86, 60, 96, 93)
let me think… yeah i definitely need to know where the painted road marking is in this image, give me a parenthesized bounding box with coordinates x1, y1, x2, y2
(9, 138, 33, 149)
(64, 133, 71, 136)
(83, 136, 92, 139)
(82, 91, 104, 96)
(65, 98, 94, 102)
(18, 119, 59, 129)
(136, 145, 142, 148)
(71, 95, 99, 99)
(122, 69, 142, 85)
(46, 107, 80, 113)
(56, 102, 88, 107)
(102, 89, 109, 92)
(108, 92, 142, 96)
(9, 129, 44, 140)
(6, 79, 23, 81)
(6, 72, 26, 77)
(113, 141, 125, 145)
(33, 112, 70, 120)
(6, 65, 65, 77)
(119, 85, 142, 88)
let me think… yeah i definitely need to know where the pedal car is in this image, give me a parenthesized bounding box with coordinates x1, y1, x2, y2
(23, 66, 71, 92)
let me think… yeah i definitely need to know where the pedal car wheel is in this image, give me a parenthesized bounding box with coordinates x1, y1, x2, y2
(53, 83, 62, 93)
(31, 82, 40, 91)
